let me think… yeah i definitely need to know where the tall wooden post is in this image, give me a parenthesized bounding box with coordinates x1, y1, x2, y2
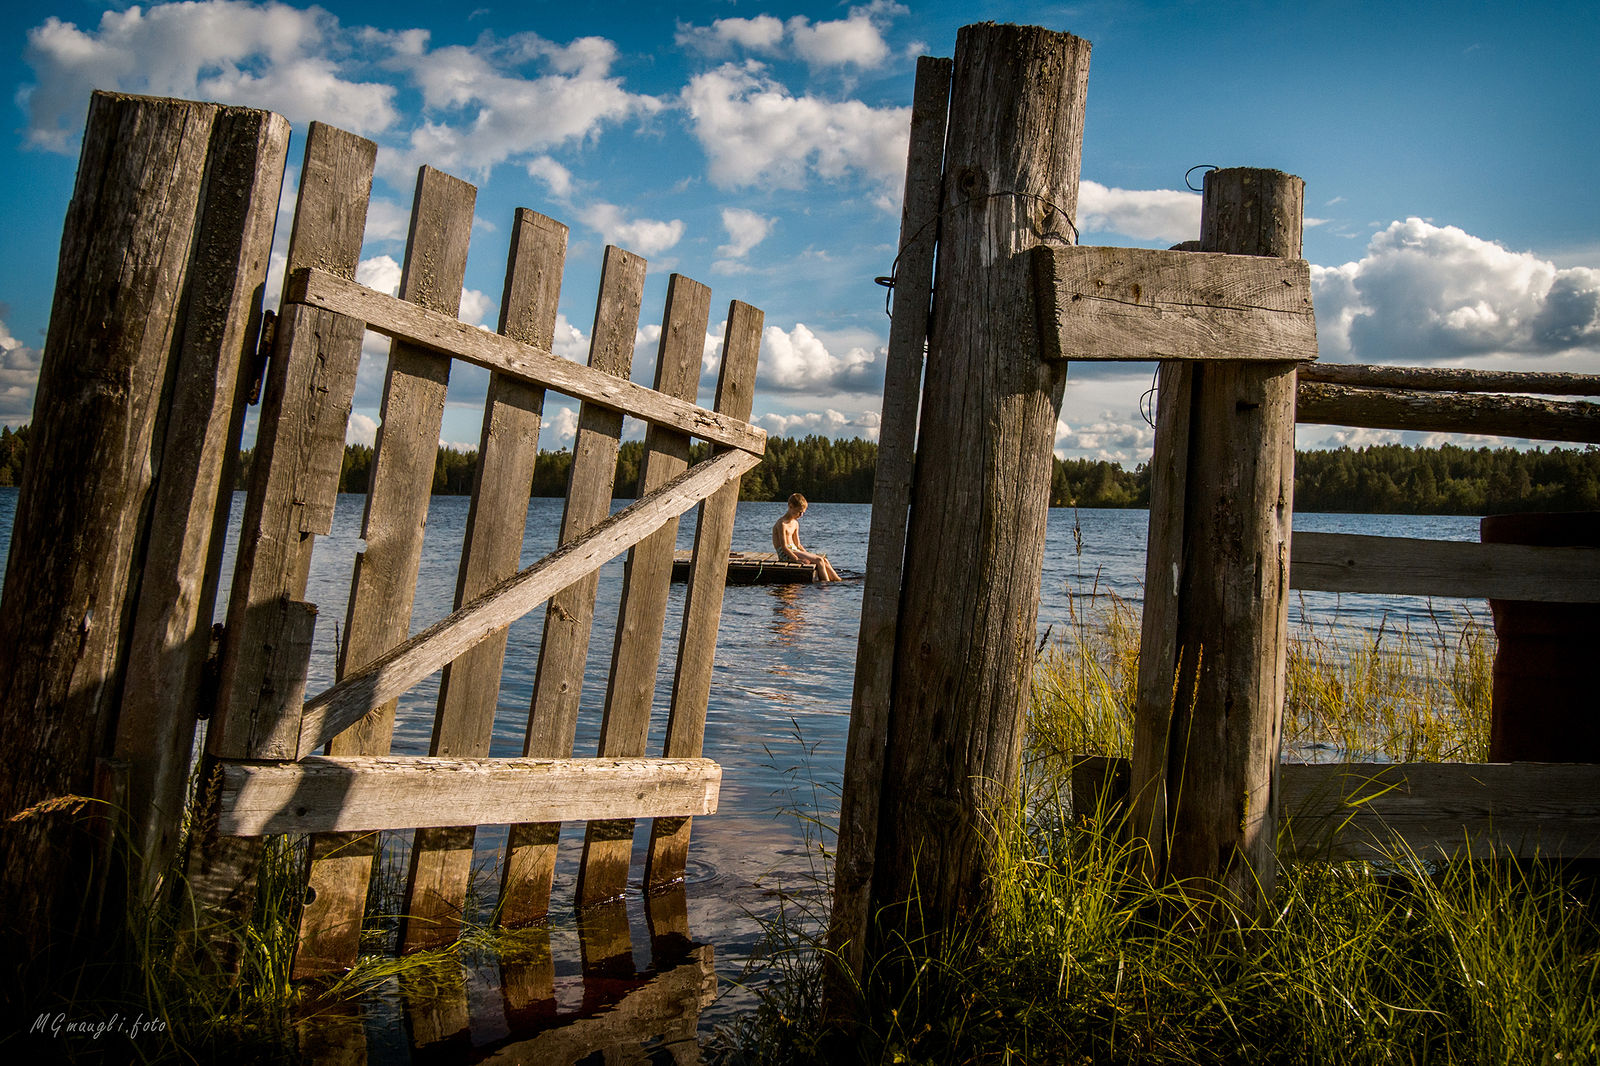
(1129, 168, 1304, 912)
(870, 23, 1090, 944)
(0, 94, 287, 954)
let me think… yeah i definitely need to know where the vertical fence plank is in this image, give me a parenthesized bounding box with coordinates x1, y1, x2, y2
(186, 122, 375, 958)
(1142, 168, 1304, 913)
(645, 299, 764, 890)
(577, 274, 711, 908)
(295, 166, 477, 977)
(401, 210, 568, 952)
(113, 106, 291, 893)
(873, 24, 1090, 944)
(499, 246, 647, 926)
(0, 93, 222, 951)
(826, 54, 951, 998)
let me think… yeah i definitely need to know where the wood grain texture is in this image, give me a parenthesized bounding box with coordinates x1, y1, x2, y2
(402, 209, 567, 952)
(297, 447, 762, 757)
(184, 120, 374, 968)
(0, 95, 223, 951)
(286, 267, 765, 454)
(298, 165, 477, 978)
(1128, 360, 1194, 881)
(1299, 362, 1600, 396)
(105, 105, 290, 892)
(1281, 762, 1600, 861)
(216, 757, 721, 835)
(1296, 382, 1600, 444)
(646, 299, 765, 891)
(1034, 245, 1317, 362)
(874, 25, 1089, 944)
(1290, 531, 1600, 601)
(1077, 757, 1600, 861)
(500, 246, 646, 926)
(579, 274, 711, 909)
(828, 54, 952, 999)
(1159, 167, 1303, 913)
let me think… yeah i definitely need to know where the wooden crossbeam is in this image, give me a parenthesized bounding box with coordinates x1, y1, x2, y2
(1290, 531, 1600, 602)
(284, 266, 766, 455)
(1296, 382, 1600, 444)
(1073, 757, 1600, 862)
(216, 756, 721, 835)
(1299, 362, 1600, 396)
(1032, 245, 1318, 362)
(295, 445, 761, 758)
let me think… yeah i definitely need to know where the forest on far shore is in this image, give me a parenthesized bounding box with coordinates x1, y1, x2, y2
(0, 425, 1596, 515)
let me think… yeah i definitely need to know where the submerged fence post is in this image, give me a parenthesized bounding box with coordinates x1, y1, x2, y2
(862, 22, 1091, 951)
(1130, 167, 1305, 913)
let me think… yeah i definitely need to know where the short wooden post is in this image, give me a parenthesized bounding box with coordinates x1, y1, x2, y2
(1129, 167, 1304, 912)
(870, 23, 1090, 943)
(0, 93, 285, 953)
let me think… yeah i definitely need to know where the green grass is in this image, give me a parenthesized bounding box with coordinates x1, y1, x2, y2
(719, 596, 1600, 1065)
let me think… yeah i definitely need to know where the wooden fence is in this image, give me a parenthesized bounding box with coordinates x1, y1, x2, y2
(0, 91, 767, 987)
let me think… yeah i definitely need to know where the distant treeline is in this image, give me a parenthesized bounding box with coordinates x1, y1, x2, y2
(1, 425, 1596, 514)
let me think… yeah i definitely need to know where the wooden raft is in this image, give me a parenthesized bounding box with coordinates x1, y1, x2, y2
(671, 550, 817, 584)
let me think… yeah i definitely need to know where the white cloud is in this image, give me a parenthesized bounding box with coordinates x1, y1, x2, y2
(357, 255, 403, 296)
(458, 288, 493, 326)
(1053, 413, 1155, 464)
(526, 156, 573, 199)
(760, 408, 877, 438)
(362, 198, 413, 244)
(21, 2, 399, 151)
(677, 3, 903, 70)
(387, 33, 660, 178)
(552, 313, 589, 362)
(346, 412, 378, 446)
(546, 405, 579, 441)
(681, 63, 909, 196)
(578, 202, 684, 256)
(717, 208, 773, 259)
(1312, 218, 1600, 363)
(0, 318, 42, 425)
(760, 322, 879, 393)
(1076, 180, 1200, 244)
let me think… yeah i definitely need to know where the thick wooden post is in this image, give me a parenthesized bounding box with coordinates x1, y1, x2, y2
(1130, 167, 1303, 912)
(0, 93, 286, 953)
(871, 23, 1090, 943)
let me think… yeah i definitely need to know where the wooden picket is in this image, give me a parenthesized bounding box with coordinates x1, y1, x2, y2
(168, 118, 768, 977)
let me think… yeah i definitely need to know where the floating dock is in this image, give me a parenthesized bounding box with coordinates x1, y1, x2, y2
(671, 550, 816, 584)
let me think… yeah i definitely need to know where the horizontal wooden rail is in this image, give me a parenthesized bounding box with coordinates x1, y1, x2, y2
(295, 446, 762, 757)
(1032, 245, 1317, 362)
(1299, 363, 1600, 396)
(1280, 761, 1600, 862)
(217, 756, 721, 835)
(1296, 382, 1600, 444)
(1291, 531, 1600, 602)
(1071, 757, 1600, 861)
(284, 267, 766, 455)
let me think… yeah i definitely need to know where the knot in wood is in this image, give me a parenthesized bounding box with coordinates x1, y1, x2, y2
(955, 166, 986, 201)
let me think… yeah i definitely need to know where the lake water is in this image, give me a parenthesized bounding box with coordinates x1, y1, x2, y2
(0, 487, 1489, 1056)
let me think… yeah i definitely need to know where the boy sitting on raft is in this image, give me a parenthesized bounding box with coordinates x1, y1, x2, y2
(772, 493, 841, 582)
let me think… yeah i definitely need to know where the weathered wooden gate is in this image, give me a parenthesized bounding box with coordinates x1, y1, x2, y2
(183, 118, 768, 976)
(0, 90, 767, 980)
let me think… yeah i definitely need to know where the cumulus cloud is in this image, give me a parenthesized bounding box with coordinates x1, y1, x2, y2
(551, 313, 589, 362)
(1053, 413, 1155, 464)
(1312, 218, 1600, 363)
(21, 1, 399, 150)
(457, 288, 493, 326)
(1077, 180, 1201, 245)
(579, 202, 685, 256)
(717, 208, 773, 259)
(0, 318, 42, 425)
(681, 63, 909, 197)
(760, 408, 879, 438)
(677, 3, 903, 70)
(760, 323, 880, 393)
(546, 405, 579, 442)
(526, 156, 573, 199)
(387, 32, 660, 177)
(346, 412, 378, 446)
(357, 255, 403, 296)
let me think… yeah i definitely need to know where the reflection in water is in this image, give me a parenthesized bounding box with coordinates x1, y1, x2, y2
(768, 583, 809, 648)
(297, 885, 714, 1064)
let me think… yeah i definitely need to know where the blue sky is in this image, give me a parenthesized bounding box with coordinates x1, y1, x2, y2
(2, 0, 1597, 462)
